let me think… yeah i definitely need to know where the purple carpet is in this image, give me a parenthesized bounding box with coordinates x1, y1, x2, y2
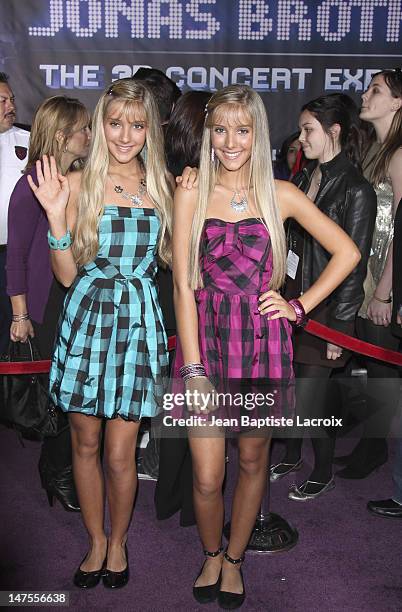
(0, 426, 400, 611)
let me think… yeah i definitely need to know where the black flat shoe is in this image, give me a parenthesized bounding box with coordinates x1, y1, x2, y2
(218, 551, 245, 610)
(73, 553, 107, 589)
(103, 544, 129, 589)
(367, 498, 402, 519)
(193, 546, 223, 604)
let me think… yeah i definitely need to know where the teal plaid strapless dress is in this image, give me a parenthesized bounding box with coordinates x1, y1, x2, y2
(50, 206, 168, 421)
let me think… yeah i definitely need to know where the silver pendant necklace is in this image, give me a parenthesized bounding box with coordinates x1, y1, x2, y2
(230, 189, 248, 213)
(109, 175, 147, 207)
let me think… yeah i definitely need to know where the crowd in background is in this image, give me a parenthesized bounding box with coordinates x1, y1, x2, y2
(0, 66, 401, 604)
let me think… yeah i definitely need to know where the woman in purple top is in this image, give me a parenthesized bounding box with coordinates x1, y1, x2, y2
(7, 95, 90, 511)
(172, 84, 361, 609)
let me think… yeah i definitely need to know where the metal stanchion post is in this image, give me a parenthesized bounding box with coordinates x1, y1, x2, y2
(223, 443, 298, 553)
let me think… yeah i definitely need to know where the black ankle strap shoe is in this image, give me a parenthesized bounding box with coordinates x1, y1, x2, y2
(193, 546, 223, 604)
(218, 551, 246, 610)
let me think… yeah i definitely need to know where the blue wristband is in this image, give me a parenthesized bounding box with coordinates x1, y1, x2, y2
(47, 229, 72, 250)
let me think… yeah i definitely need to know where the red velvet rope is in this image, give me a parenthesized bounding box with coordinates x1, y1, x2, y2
(0, 335, 178, 375)
(0, 324, 400, 375)
(165, 324, 402, 366)
(0, 359, 52, 375)
(304, 320, 402, 366)
(167, 335, 176, 352)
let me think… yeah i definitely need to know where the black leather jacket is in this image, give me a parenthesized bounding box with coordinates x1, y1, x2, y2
(287, 151, 377, 331)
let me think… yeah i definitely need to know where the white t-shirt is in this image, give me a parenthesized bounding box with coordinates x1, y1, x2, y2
(0, 125, 30, 244)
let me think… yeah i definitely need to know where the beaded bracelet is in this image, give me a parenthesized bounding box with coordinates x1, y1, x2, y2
(12, 313, 29, 322)
(47, 229, 72, 250)
(179, 363, 207, 382)
(288, 298, 307, 327)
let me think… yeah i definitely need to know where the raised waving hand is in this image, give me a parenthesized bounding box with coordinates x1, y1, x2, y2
(27, 155, 70, 218)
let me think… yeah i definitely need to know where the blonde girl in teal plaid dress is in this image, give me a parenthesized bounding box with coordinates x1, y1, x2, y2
(28, 79, 172, 589)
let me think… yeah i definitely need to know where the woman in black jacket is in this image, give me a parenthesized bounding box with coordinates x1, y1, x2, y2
(270, 94, 377, 499)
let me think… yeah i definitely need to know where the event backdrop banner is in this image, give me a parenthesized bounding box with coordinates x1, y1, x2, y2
(1, 0, 401, 148)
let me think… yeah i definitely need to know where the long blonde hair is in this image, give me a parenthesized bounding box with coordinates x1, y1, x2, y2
(26, 95, 89, 171)
(188, 84, 286, 290)
(73, 78, 173, 267)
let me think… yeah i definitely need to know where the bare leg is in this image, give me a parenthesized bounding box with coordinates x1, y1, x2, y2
(188, 427, 225, 587)
(104, 417, 141, 571)
(69, 413, 105, 571)
(222, 434, 271, 594)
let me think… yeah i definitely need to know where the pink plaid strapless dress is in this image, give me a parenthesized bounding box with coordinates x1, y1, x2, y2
(170, 218, 294, 425)
(174, 218, 293, 377)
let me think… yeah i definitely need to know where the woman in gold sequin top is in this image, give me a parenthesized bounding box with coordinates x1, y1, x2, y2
(336, 69, 402, 479)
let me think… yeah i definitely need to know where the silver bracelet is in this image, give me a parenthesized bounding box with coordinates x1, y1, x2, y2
(12, 313, 29, 322)
(179, 363, 207, 382)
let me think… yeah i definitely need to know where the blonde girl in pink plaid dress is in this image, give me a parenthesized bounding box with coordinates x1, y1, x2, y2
(172, 84, 361, 609)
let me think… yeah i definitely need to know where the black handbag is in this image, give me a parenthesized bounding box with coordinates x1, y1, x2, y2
(0, 338, 59, 439)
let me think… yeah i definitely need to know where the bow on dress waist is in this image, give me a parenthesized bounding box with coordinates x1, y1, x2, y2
(81, 258, 156, 284)
(203, 221, 269, 263)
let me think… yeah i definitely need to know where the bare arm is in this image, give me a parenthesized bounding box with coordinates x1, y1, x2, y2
(172, 186, 219, 413)
(48, 172, 80, 287)
(374, 245, 393, 301)
(27, 156, 79, 287)
(276, 180, 361, 314)
(366, 148, 402, 325)
(172, 185, 200, 364)
(10, 295, 34, 342)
